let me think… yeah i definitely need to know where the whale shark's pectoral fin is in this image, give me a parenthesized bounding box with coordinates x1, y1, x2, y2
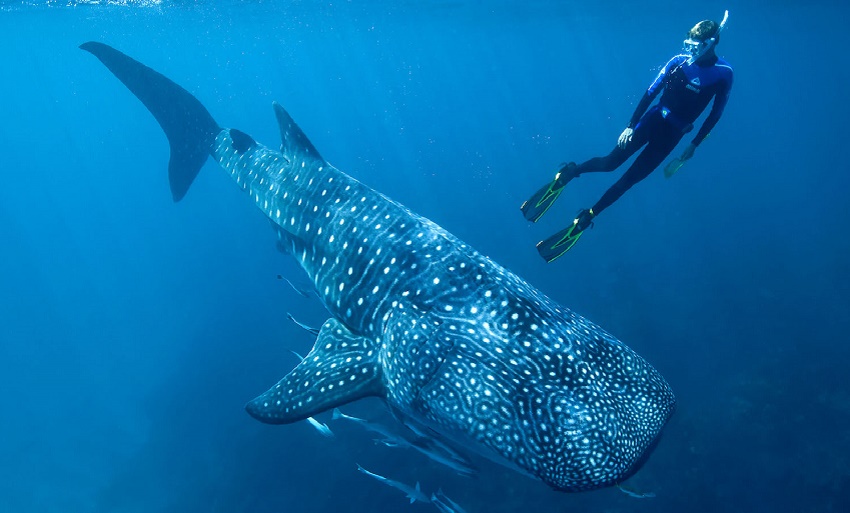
(246, 318, 383, 424)
(272, 101, 323, 163)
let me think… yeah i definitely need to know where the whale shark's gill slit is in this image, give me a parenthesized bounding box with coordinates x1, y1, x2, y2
(79, 41, 220, 202)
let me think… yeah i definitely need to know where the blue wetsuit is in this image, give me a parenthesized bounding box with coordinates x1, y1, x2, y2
(576, 53, 733, 214)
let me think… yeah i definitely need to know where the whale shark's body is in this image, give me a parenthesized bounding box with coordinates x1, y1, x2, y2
(81, 42, 675, 492)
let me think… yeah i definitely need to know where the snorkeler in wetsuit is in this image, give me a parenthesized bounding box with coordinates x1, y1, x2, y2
(522, 12, 734, 262)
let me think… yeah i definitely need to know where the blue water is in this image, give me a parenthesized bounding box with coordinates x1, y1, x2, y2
(1, 1, 848, 511)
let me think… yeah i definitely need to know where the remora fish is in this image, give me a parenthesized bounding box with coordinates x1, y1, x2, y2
(286, 312, 321, 336)
(376, 436, 478, 478)
(356, 465, 430, 504)
(334, 409, 477, 477)
(81, 42, 676, 491)
(278, 275, 314, 299)
(287, 350, 333, 438)
(616, 483, 656, 499)
(431, 489, 470, 513)
(305, 416, 334, 438)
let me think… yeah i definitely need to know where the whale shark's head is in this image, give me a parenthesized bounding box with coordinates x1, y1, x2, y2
(540, 353, 675, 490)
(495, 310, 677, 491)
(378, 288, 676, 492)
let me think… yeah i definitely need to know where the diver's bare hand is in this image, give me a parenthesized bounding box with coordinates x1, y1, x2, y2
(618, 127, 634, 149)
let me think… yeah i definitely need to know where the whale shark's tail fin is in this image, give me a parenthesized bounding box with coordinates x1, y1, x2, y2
(80, 42, 221, 202)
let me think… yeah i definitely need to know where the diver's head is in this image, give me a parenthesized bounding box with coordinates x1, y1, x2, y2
(689, 20, 721, 44)
(683, 17, 724, 63)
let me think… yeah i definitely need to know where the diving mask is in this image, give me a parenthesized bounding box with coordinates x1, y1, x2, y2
(684, 10, 729, 64)
(683, 38, 711, 59)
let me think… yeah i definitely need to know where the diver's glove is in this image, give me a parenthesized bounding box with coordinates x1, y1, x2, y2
(618, 127, 634, 149)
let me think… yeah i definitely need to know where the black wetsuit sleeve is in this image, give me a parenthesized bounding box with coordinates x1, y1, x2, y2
(627, 91, 654, 129)
(692, 70, 733, 146)
(627, 56, 681, 129)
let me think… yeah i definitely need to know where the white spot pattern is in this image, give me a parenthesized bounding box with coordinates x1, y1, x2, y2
(209, 122, 675, 493)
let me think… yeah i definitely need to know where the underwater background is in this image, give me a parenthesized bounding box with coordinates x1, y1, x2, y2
(1, 0, 848, 512)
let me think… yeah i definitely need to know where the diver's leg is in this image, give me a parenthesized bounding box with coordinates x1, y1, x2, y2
(521, 132, 641, 222)
(575, 122, 651, 176)
(590, 132, 681, 215)
(575, 145, 631, 174)
(535, 118, 673, 260)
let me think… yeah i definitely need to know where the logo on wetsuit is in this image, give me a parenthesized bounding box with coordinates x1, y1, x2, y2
(686, 77, 701, 93)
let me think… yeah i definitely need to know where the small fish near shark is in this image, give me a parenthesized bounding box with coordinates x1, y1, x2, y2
(356, 465, 431, 505)
(333, 408, 478, 478)
(358, 463, 472, 513)
(80, 42, 676, 492)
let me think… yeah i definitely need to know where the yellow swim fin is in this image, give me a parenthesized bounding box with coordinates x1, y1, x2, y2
(520, 163, 577, 223)
(664, 158, 686, 179)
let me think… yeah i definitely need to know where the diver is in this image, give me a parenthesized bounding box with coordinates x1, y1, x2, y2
(521, 11, 733, 263)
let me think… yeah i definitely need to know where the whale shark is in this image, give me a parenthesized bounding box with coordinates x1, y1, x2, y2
(80, 42, 676, 492)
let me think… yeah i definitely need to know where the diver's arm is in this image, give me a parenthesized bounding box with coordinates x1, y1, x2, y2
(619, 92, 653, 149)
(691, 95, 727, 147)
(691, 73, 733, 147)
(673, 78, 729, 164)
(619, 93, 652, 149)
(625, 55, 685, 132)
(627, 92, 654, 129)
(619, 77, 662, 149)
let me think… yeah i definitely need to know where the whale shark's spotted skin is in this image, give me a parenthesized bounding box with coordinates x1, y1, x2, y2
(213, 125, 675, 490)
(82, 43, 675, 492)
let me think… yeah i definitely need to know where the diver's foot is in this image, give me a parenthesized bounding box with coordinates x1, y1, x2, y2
(574, 208, 595, 232)
(554, 162, 579, 187)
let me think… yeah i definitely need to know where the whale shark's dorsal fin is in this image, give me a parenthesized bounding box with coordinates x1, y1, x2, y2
(245, 318, 383, 424)
(272, 101, 323, 163)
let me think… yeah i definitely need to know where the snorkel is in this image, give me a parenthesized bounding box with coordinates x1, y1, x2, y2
(685, 10, 729, 64)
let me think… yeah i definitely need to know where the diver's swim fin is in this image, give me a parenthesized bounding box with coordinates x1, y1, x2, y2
(536, 209, 594, 263)
(520, 163, 577, 223)
(664, 158, 685, 179)
(537, 226, 582, 263)
(536, 224, 584, 263)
